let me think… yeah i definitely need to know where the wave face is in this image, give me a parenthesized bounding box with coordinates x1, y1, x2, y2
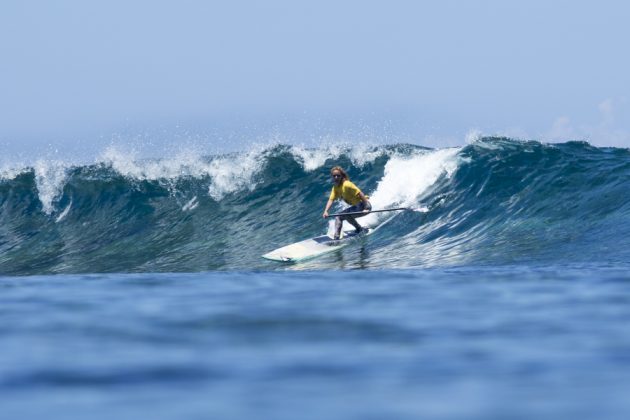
(2, 138, 630, 275)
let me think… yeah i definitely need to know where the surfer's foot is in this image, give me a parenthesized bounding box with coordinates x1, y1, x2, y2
(355, 227, 364, 234)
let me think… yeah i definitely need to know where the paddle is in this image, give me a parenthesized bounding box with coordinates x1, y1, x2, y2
(327, 207, 410, 217)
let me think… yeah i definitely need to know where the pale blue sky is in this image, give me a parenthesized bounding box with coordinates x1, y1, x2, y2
(1, 0, 629, 158)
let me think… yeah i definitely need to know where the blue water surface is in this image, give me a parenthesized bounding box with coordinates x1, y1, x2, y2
(2, 265, 630, 420)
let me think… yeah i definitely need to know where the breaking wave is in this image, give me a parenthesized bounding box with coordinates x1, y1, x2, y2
(2, 138, 630, 274)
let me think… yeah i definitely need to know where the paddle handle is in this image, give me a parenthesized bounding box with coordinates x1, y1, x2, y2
(327, 207, 409, 218)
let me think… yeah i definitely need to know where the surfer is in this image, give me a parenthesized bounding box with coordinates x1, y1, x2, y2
(322, 166, 372, 240)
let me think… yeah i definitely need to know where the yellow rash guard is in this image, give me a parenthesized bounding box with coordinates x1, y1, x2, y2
(329, 180, 368, 206)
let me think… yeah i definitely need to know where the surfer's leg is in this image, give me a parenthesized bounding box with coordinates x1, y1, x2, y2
(334, 216, 344, 239)
(335, 204, 359, 238)
(346, 216, 362, 231)
(350, 202, 371, 232)
(342, 203, 369, 233)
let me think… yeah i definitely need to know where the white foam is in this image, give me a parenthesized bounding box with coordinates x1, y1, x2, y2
(290, 144, 344, 172)
(99, 146, 266, 201)
(182, 196, 199, 212)
(55, 201, 72, 223)
(465, 129, 483, 144)
(290, 143, 387, 172)
(0, 165, 28, 181)
(361, 148, 462, 226)
(206, 149, 265, 200)
(100, 146, 211, 180)
(33, 160, 69, 215)
(345, 143, 388, 167)
(96, 143, 459, 209)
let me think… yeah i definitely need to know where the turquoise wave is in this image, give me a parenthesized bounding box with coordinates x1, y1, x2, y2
(1, 139, 629, 275)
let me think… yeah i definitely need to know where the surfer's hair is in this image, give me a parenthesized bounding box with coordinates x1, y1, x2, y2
(330, 166, 349, 181)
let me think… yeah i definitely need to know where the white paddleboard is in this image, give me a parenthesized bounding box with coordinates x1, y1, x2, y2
(262, 228, 373, 263)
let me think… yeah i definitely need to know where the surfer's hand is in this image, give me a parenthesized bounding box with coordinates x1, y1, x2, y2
(323, 211, 329, 218)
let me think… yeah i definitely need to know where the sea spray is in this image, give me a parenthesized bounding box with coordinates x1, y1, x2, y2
(33, 160, 69, 215)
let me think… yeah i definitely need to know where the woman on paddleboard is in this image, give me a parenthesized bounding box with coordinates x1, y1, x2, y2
(322, 166, 372, 240)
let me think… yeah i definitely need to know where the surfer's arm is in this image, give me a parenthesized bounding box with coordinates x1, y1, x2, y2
(323, 199, 334, 218)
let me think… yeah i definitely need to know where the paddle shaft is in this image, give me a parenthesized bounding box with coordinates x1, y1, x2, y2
(327, 207, 409, 218)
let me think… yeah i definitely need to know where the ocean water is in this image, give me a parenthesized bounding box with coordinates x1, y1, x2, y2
(2, 138, 630, 419)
